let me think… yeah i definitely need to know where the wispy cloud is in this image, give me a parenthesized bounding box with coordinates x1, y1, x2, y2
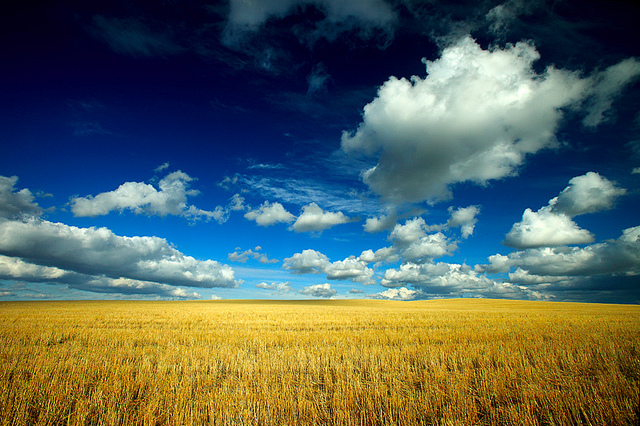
(223, 174, 377, 215)
(92, 15, 184, 57)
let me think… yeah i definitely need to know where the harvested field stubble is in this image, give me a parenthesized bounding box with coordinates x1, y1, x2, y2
(0, 299, 639, 425)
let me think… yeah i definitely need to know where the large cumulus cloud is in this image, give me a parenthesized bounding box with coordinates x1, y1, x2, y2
(341, 36, 640, 204)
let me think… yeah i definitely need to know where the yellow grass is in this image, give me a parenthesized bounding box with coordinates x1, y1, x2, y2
(0, 299, 639, 425)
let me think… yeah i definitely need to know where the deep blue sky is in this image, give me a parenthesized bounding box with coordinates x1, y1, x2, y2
(1, 0, 639, 302)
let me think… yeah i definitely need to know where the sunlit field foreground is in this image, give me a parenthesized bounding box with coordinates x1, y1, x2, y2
(1, 299, 639, 425)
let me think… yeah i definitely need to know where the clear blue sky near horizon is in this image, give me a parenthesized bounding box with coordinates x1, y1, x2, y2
(1, 0, 639, 302)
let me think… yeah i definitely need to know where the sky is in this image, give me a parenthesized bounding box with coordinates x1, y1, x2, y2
(1, 0, 639, 303)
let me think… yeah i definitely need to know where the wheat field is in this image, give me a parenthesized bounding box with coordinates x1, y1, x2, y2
(0, 299, 639, 425)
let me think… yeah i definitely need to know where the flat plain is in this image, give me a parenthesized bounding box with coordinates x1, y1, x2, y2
(0, 299, 639, 425)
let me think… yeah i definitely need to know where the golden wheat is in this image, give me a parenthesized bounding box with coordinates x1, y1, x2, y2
(0, 299, 638, 425)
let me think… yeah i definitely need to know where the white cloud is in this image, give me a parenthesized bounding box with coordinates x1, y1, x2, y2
(389, 217, 428, 246)
(0, 176, 42, 219)
(224, 174, 378, 215)
(507, 268, 570, 286)
(0, 217, 240, 289)
(184, 205, 229, 223)
(324, 256, 375, 284)
(228, 246, 278, 264)
(380, 262, 453, 288)
(550, 172, 626, 217)
(447, 205, 481, 238)
(341, 36, 640, 204)
(504, 172, 626, 249)
(283, 249, 375, 284)
(0, 255, 202, 299)
(582, 58, 640, 127)
(282, 249, 330, 274)
(229, 194, 247, 211)
(154, 162, 170, 173)
(364, 211, 397, 233)
(71, 171, 227, 223)
(388, 217, 455, 262)
(359, 246, 397, 263)
(245, 201, 295, 226)
(401, 232, 456, 262)
(81, 277, 202, 299)
(489, 225, 640, 278)
(298, 283, 336, 298)
(0, 254, 70, 282)
(369, 287, 417, 301)
(290, 203, 354, 232)
(379, 260, 540, 299)
(256, 281, 293, 293)
(381, 261, 467, 290)
(503, 206, 594, 249)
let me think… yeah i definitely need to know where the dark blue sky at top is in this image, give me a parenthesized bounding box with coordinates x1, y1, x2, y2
(1, 0, 639, 302)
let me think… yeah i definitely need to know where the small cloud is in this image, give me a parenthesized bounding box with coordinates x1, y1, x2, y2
(245, 201, 295, 226)
(154, 162, 170, 173)
(228, 246, 278, 264)
(364, 210, 397, 233)
(307, 63, 330, 95)
(368, 287, 417, 301)
(447, 205, 481, 238)
(70, 170, 229, 224)
(246, 160, 285, 170)
(358, 246, 398, 264)
(255, 281, 293, 294)
(503, 207, 594, 249)
(229, 194, 247, 211)
(550, 172, 626, 217)
(504, 172, 626, 249)
(290, 203, 355, 233)
(92, 15, 183, 57)
(283, 249, 330, 275)
(283, 249, 376, 285)
(298, 283, 337, 298)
